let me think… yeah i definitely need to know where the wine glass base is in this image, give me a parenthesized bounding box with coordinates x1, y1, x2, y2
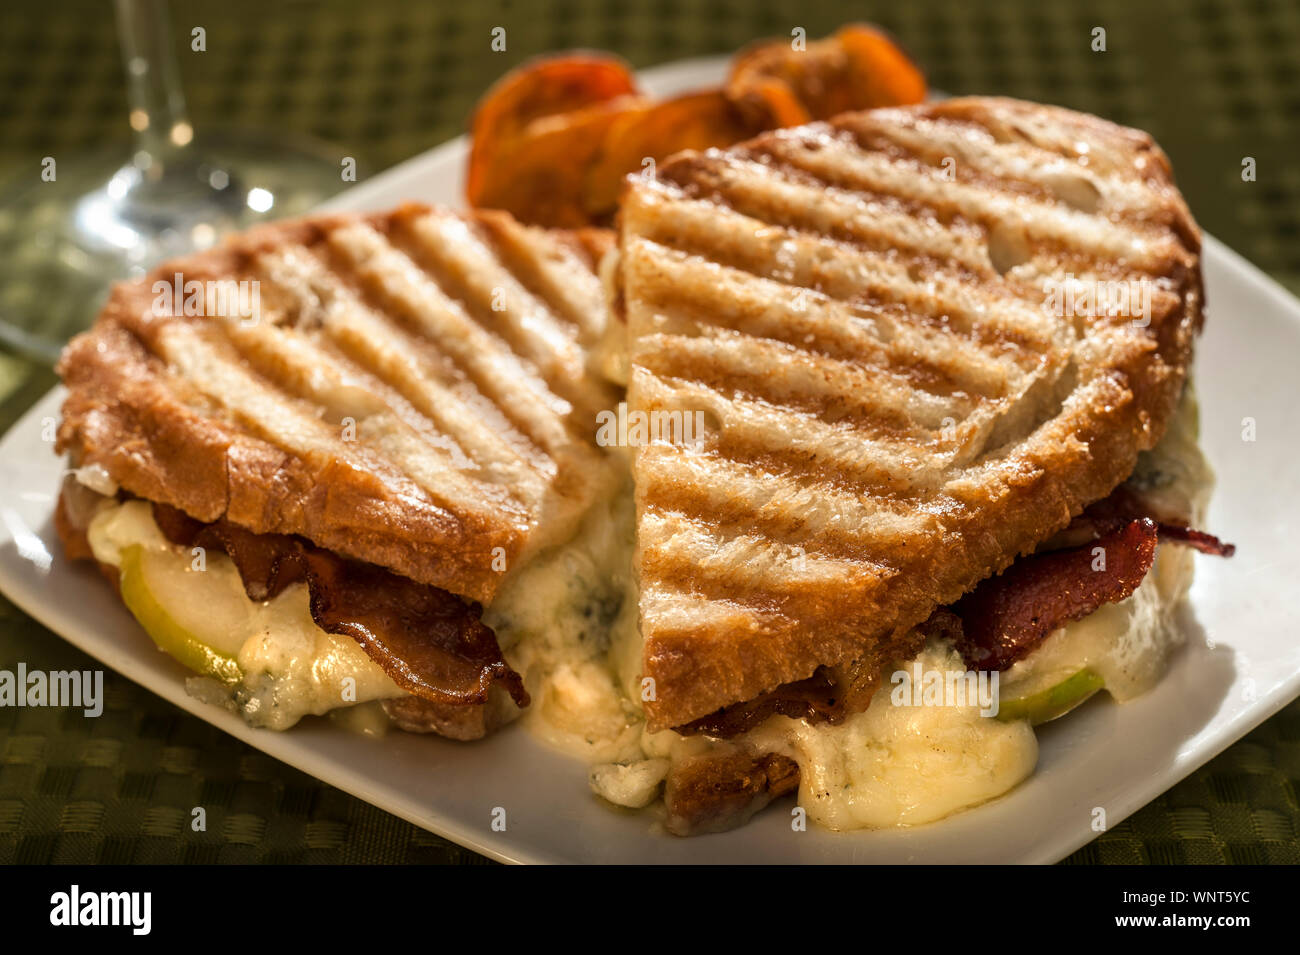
(0, 129, 349, 363)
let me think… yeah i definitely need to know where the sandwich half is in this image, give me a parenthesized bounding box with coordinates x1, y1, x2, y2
(55, 203, 622, 738)
(597, 96, 1232, 832)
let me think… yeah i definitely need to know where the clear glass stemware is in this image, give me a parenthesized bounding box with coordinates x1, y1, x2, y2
(0, 0, 348, 362)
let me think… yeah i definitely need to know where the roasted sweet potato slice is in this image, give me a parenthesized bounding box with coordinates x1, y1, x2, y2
(467, 54, 640, 212)
(726, 23, 926, 126)
(470, 99, 644, 227)
(467, 25, 929, 226)
(582, 90, 759, 218)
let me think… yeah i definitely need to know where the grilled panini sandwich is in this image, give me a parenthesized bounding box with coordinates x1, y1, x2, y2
(617, 96, 1207, 734)
(55, 203, 621, 737)
(50, 95, 1232, 839)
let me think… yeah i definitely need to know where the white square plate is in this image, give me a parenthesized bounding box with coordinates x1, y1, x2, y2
(2, 57, 1298, 864)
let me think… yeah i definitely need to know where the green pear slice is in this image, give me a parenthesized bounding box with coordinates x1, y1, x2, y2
(118, 544, 245, 684)
(996, 668, 1104, 725)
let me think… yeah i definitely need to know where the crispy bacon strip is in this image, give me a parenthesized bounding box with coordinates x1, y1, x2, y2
(1149, 523, 1235, 556)
(674, 625, 927, 739)
(675, 667, 842, 739)
(1074, 486, 1236, 556)
(952, 519, 1160, 671)
(151, 502, 528, 709)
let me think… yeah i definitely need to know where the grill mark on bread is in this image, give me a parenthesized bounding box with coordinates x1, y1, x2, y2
(629, 246, 1023, 402)
(216, 315, 540, 521)
(272, 243, 557, 460)
(674, 441, 936, 508)
(840, 114, 1161, 219)
(764, 120, 1195, 293)
(471, 210, 609, 340)
(622, 196, 1058, 352)
(320, 220, 588, 460)
(251, 248, 557, 506)
(632, 369, 947, 493)
(155, 322, 508, 525)
(394, 213, 589, 388)
(157, 325, 459, 518)
(758, 125, 1184, 270)
(637, 454, 941, 565)
(635, 331, 970, 436)
(667, 143, 1179, 297)
(664, 150, 999, 275)
(696, 127, 1189, 302)
(638, 508, 896, 614)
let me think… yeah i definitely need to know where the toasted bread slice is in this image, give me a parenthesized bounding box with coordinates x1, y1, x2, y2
(618, 97, 1202, 730)
(58, 204, 619, 605)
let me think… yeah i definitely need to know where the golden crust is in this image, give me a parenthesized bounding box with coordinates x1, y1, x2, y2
(619, 97, 1203, 729)
(57, 204, 619, 605)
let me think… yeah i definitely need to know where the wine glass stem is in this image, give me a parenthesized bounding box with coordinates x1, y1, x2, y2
(114, 0, 194, 176)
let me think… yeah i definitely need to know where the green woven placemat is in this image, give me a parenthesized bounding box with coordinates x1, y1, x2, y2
(0, 0, 1296, 864)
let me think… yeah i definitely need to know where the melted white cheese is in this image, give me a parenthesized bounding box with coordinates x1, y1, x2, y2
(751, 643, 1038, 829)
(486, 482, 645, 764)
